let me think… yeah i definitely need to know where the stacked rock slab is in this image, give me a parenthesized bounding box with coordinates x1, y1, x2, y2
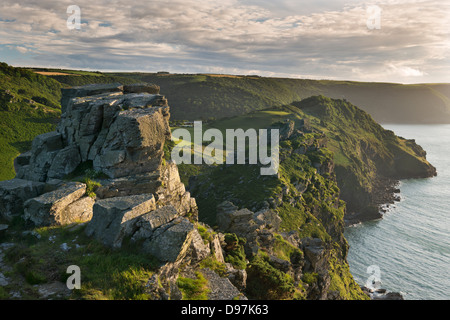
(2, 83, 201, 266)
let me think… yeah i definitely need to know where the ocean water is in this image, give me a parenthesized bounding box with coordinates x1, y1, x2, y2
(344, 124, 450, 300)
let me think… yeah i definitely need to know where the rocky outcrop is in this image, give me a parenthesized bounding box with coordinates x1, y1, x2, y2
(5, 83, 196, 229)
(85, 194, 157, 248)
(1, 83, 234, 299)
(0, 179, 45, 220)
(23, 182, 90, 226)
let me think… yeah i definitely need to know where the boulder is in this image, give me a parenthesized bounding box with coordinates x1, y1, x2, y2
(225, 263, 247, 291)
(13, 151, 31, 173)
(47, 145, 82, 179)
(253, 208, 281, 230)
(0, 179, 46, 220)
(188, 228, 211, 262)
(60, 196, 95, 225)
(93, 105, 171, 178)
(302, 238, 327, 272)
(18, 131, 64, 182)
(23, 182, 87, 226)
(95, 172, 162, 198)
(211, 234, 225, 263)
(200, 268, 247, 300)
(85, 194, 156, 248)
(216, 202, 257, 238)
(131, 205, 179, 241)
(141, 217, 196, 262)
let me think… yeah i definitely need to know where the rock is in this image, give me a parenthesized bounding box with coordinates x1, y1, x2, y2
(96, 162, 197, 218)
(93, 105, 171, 178)
(61, 83, 124, 114)
(47, 145, 82, 179)
(188, 228, 211, 262)
(17, 131, 63, 182)
(216, 203, 257, 238)
(200, 268, 247, 300)
(268, 255, 291, 272)
(253, 208, 281, 230)
(372, 290, 404, 300)
(225, 263, 247, 291)
(303, 238, 327, 272)
(85, 194, 156, 248)
(13, 151, 31, 172)
(211, 234, 225, 263)
(95, 172, 162, 198)
(23, 182, 87, 226)
(60, 243, 71, 251)
(131, 205, 179, 241)
(61, 196, 95, 225)
(0, 272, 9, 286)
(36, 281, 72, 299)
(141, 217, 196, 263)
(0, 179, 46, 220)
(271, 120, 295, 140)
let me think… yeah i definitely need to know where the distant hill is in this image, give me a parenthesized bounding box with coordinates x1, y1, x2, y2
(31, 68, 450, 124)
(105, 72, 450, 124)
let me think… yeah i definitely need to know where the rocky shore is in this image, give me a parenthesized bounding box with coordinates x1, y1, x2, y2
(344, 177, 402, 226)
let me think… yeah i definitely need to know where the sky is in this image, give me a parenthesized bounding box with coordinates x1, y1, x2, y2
(0, 0, 448, 83)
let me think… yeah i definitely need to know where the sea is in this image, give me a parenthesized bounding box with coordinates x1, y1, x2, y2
(344, 124, 450, 300)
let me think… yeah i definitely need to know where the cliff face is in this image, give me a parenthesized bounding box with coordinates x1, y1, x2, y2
(186, 120, 368, 300)
(290, 96, 437, 224)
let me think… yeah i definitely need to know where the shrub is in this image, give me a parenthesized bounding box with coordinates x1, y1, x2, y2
(246, 253, 294, 300)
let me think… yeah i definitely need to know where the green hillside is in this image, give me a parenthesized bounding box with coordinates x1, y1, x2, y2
(0, 63, 61, 180)
(179, 96, 436, 224)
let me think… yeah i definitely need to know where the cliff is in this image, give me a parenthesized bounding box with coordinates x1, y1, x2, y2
(1, 86, 429, 300)
(289, 96, 437, 224)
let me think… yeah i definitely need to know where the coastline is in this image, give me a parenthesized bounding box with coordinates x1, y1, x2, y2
(344, 176, 401, 227)
(344, 177, 405, 300)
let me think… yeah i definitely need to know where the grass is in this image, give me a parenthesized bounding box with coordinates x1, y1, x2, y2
(1, 221, 159, 300)
(272, 233, 304, 262)
(176, 272, 210, 300)
(0, 108, 59, 180)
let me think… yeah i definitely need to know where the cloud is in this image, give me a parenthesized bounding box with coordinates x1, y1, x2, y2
(0, 0, 448, 83)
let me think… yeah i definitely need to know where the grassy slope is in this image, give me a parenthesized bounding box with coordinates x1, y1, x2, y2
(0, 63, 61, 180)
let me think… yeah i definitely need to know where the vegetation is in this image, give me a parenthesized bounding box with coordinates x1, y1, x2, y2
(0, 63, 62, 180)
(1, 220, 158, 300)
(223, 233, 247, 270)
(245, 252, 295, 300)
(176, 272, 210, 300)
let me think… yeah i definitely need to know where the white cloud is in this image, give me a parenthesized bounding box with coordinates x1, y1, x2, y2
(0, 0, 448, 83)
